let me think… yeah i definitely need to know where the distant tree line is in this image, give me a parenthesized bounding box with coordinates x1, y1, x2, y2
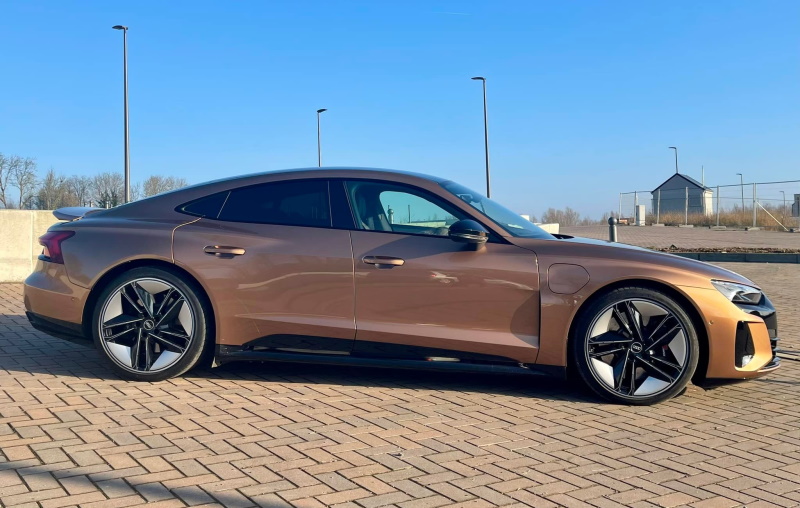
(531, 207, 613, 226)
(0, 152, 188, 210)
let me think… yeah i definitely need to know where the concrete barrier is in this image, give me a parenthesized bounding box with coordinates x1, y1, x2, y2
(0, 210, 62, 283)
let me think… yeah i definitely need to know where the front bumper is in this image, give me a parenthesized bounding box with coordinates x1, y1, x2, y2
(684, 285, 780, 379)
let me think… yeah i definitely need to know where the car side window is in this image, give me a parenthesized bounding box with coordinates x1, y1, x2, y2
(217, 180, 331, 227)
(178, 191, 229, 218)
(345, 181, 464, 237)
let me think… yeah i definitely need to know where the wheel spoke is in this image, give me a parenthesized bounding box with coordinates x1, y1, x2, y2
(622, 301, 644, 341)
(627, 358, 637, 395)
(149, 332, 187, 353)
(103, 314, 143, 329)
(105, 327, 136, 342)
(155, 288, 175, 317)
(612, 307, 634, 337)
(649, 324, 681, 350)
(650, 355, 681, 371)
(155, 297, 185, 328)
(613, 348, 631, 389)
(590, 346, 626, 358)
(160, 329, 190, 341)
(637, 355, 676, 382)
(130, 328, 143, 370)
(121, 285, 147, 316)
(644, 314, 672, 342)
(132, 283, 155, 318)
(589, 331, 633, 345)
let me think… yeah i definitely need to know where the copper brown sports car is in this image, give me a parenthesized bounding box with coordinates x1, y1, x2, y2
(23, 168, 780, 404)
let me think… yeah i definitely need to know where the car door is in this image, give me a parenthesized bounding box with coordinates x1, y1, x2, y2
(342, 180, 541, 365)
(173, 179, 355, 353)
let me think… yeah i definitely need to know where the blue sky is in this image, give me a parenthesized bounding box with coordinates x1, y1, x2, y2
(1, 1, 798, 217)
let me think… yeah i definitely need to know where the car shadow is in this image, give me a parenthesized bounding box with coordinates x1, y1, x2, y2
(0, 312, 593, 404)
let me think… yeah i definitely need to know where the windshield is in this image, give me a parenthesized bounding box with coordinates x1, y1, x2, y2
(440, 181, 554, 239)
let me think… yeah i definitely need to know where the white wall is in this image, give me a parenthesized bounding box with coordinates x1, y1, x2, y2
(0, 210, 62, 283)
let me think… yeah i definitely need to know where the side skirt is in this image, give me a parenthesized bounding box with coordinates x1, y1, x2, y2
(215, 345, 565, 379)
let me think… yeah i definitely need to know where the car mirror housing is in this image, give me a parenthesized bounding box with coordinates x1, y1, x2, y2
(448, 219, 489, 245)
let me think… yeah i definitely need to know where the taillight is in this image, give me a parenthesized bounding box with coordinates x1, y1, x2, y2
(38, 231, 74, 264)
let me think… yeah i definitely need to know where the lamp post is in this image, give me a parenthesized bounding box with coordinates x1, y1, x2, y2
(316, 108, 327, 167)
(668, 146, 679, 174)
(471, 77, 491, 198)
(781, 190, 786, 221)
(112, 25, 130, 203)
(736, 173, 745, 212)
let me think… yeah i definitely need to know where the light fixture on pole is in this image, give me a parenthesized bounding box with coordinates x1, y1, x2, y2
(112, 25, 130, 203)
(316, 108, 327, 167)
(668, 146, 679, 174)
(471, 77, 491, 198)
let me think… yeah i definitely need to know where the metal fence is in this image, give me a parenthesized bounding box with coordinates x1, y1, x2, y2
(619, 179, 800, 230)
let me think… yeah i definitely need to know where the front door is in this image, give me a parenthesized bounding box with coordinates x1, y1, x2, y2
(343, 180, 541, 365)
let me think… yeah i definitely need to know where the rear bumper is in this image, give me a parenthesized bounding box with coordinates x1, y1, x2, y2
(26, 311, 92, 347)
(23, 260, 89, 342)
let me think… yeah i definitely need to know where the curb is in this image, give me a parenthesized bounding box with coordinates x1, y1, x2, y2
(670, 252, 800, 263)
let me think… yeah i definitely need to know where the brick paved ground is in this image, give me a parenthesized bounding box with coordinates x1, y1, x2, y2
(1, 263, 798, 508)
(561, 226, 800, 250)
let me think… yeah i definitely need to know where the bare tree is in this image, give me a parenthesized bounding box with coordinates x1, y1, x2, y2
(12, 157, 38, 209)
(66, 175, 93, 207)
(0, 153, 14, 208)
(143, 175, 189, 197)
(36, 168, 76, 210)
(131, 182, 142, 201)
(93, 172, 124, 208)
(541, 207, 582, 226)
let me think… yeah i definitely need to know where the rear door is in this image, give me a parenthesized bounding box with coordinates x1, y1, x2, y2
(173, 179, 355, 353)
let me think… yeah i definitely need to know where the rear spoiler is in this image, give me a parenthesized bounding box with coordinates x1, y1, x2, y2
(53, 206, 104, 222)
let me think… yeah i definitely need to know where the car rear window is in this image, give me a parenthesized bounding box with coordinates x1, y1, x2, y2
(178, 191, 229, 218)
(217, 180, 331, 227)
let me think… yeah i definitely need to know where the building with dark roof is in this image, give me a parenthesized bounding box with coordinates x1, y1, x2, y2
(652, 173, 713, 217)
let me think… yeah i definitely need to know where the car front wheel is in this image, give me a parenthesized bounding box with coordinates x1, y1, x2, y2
(91, 267, 210, 381)
(571, 287, 699, 405)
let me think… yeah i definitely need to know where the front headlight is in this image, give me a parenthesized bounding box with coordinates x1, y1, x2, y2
(711, 280, 763, 305)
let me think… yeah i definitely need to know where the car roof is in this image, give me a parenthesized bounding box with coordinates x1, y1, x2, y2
(189, 167, 447, 191)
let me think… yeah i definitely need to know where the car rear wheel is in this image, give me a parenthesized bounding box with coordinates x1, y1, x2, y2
(91, 267, 210, 381)
(571, 287, 699, 405)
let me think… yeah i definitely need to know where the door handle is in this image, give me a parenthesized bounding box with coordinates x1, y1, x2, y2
(362, 255, 405, 268)
(204, 245, 246, 257)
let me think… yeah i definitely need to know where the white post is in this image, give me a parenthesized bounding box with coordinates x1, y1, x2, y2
(656, 189, 661, 224)
(685, 187, 689, 225)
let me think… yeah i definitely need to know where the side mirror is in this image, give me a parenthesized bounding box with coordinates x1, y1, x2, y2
(448, 219, 489, 245)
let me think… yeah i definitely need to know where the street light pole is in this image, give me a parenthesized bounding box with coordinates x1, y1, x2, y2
(737, 173, 745, 212)
(316, 108, 327, 167)
(781, 190, 786, 221)
(668, 146, 679, 174)
(112, 25, 130, 203)
(471, 77, 491, 198)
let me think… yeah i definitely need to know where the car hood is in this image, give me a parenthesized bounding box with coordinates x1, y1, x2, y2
(512, 236, 758, 288)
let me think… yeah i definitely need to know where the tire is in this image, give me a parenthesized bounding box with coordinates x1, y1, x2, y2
(570, 287, 699, 405)
(91, 266, 210, 381)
